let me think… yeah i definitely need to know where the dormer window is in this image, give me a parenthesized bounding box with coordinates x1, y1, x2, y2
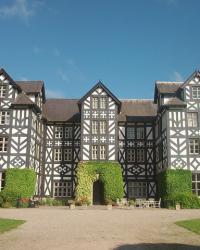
(192, 86, 200, 99)
(92, 97, 98, 109)
(0, 85, 6, 98)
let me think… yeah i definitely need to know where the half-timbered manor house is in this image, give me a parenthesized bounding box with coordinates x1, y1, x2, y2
(0, 68, 200, 201)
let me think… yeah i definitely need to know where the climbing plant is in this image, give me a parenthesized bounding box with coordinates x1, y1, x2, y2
(76, 161, 124, 203)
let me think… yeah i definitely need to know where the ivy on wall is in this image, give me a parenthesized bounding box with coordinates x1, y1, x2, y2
(76, 161, 124, 203)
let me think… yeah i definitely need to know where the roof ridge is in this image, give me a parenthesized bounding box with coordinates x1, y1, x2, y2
(156, 81, 183, 84)
(46, 98, 79, 101)
(120, 99, 154, 101)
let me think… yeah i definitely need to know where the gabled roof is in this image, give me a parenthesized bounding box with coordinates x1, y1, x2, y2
(118, 99, 157, 121)
(78, 81, 121, 107)
(180, 70, 200, 89)
(154, 81, 182, 103)
(16, 81, 46, 101)
(0, 68, 22, 91)
(161, 97, 186, 107)
(11, 93, 41, 113)
(42, 99, 80, 122)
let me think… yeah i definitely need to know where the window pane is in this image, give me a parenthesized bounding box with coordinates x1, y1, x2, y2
(127, 127, 135, 139)
(92, 97, 98, 109)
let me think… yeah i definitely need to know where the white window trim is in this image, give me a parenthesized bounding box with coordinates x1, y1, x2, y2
(53, 181, 72, 198)
(0, 111, 10, 125)
(127, 127, 135, 139)
(0, 137, 8, 152)
(187, 112, 198, 127)
(0, 85, 6, 98)
(100, 97, 106, 109)
(92, 121, 98, 134)
(137, 149, 145, 162)
(55, 127, 63, 139)
(92, 97, 98, 109)
(92, 145, 98, 160)
(189, 139, 199, 155)
(64, 149, 72, 161)
(100, 121, 106, 134)
(100, 145, 106, 160)
(65, 127, 72, 139)
(54, 149, 62, 161)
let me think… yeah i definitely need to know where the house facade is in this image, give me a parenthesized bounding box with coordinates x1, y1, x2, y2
(0, 68, 200, 201)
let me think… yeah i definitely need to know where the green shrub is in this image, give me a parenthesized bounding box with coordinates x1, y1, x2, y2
(3, 168, 36, 198)
(2, 202, 12, 208)
(157, 169, 192, 207)
(52, 199, 63, 206)
(0, 196, 4, 206)
(163, 192, 200, 209)
(17, 198, 30, 208)
(0, 190, 21, 207)
(0, 168, 36, 207)
(76, 161, 124, 204)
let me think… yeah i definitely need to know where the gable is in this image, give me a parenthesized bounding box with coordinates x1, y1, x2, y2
(78, 81, 121, 108)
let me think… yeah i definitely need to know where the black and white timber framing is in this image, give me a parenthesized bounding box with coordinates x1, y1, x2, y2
(0, 68, 200, 199)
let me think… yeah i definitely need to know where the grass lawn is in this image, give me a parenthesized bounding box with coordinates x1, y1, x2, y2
(176, 218, 200, 235)
(0, 218, 25, 234)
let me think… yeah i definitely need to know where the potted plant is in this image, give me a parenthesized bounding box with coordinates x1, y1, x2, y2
(128, 199, 135, 208)
(105, 199, 113, 210)
(69, 200, 76, 210)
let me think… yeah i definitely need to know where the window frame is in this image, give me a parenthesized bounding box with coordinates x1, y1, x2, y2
(100, 120, 106, 134)
(192, 173, 200, 196)
(137, 149, 145, 162)
(127, 149, 135, 162)
(137, 127, 145, 139)
(64, 148, 72, 161)
(53, 181, 72, 198)
(127, 127, 135, 139)
(100, 145, 106, 160)
(100, 97, 107, 109)
(92, 145, 98, 160)
(92, 121, 98, 134)
(0, 137, 8, 152)
(0, 85, 7, 98)
(187, 112, 198, 127)
(55, 127, 63, 139)
(54, 148, 62, 161)
(65, 127, 72, 139)
(92, 97, 98, 109)
(189, 138, 199, 155)
(128, 181, 147, 199)
(0, 111, 10, 125)
(192, 86, 200, 99)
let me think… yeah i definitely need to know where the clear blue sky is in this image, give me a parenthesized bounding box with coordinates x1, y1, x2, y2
(0, 0, 200, 99)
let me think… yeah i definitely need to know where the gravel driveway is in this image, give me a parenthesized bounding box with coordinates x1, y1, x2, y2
(0, 207, 200, 250)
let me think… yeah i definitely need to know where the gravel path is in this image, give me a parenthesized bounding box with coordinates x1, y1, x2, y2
(0, 207, 200, 250)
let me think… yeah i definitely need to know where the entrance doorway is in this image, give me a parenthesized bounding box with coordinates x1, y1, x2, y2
(93, 180, 104, 205)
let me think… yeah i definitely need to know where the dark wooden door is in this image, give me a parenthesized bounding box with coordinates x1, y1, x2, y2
(93, 180, 104, 205)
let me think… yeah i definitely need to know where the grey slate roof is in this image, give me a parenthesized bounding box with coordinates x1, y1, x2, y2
(12, 93, 36, 106)
(155, 82, 182, 93)
(42, 99, 80, 122)
(16, 81, 44, 93)
(162, 97, 186, 107)
(118, 99, 157, 121)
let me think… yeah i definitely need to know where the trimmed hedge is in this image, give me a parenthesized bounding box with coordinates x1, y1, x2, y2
(76, 161, 124, 204)
(164, 192, 200, 209)
(157, 169, 200, 209)
(157, 169, 192, 199)
(0, 168, 36, 207)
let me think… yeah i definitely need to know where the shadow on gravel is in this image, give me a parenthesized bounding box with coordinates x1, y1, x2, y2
(113, 243, 200, 250)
